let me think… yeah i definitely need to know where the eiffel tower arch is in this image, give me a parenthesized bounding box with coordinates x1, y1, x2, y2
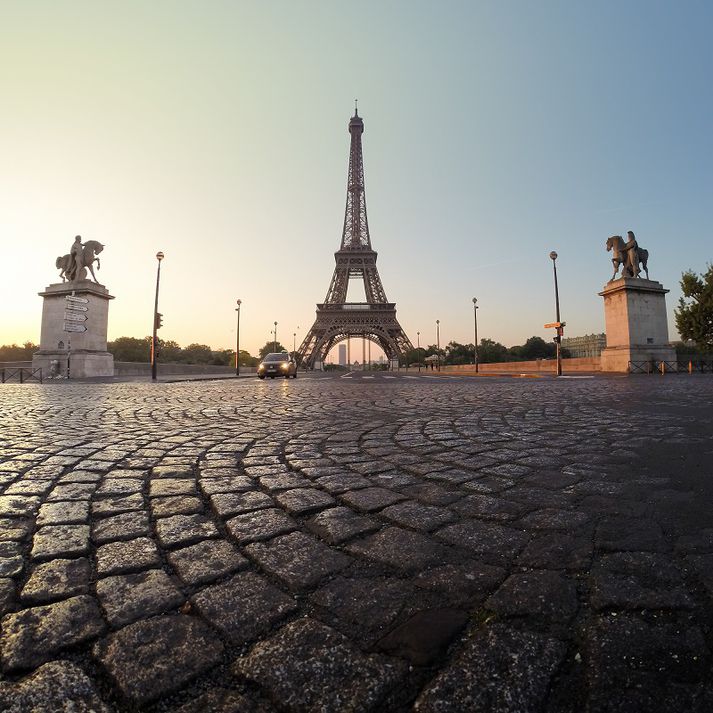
(298, 108, 413, 368)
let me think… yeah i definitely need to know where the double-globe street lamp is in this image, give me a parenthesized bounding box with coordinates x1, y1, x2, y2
(235, 299, 242, 376)
(472, 297, 479, 373)
(273, 321, 278, 353)
(151, 251, 164, 381)
(550, 251, 563, 377)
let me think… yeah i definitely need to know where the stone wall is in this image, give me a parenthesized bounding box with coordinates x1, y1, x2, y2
(436, 357, 603, 374)
(114, 362, 256, 376)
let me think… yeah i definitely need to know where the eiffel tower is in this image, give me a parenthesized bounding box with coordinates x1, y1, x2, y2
(297, 107, 413, 369)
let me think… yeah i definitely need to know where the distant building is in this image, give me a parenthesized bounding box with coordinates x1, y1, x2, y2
(338, 344, 347, 366)
(562, 333, 606, 358)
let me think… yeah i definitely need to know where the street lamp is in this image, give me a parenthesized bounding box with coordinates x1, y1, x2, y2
(550, 251, 562, 377)
(151, 251, 164, 381)
(273, 321, 278, 353)
(472, 297, 479, 373)
(293, 332, 296, 358)
(235, 299, 242, 376)
(417, 331, 421, 372)
(436, 319, 441, 371)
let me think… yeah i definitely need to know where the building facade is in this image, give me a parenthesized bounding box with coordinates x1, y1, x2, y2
(562, 333, 606, 358)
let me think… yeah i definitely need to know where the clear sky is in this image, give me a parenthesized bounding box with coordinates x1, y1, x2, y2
(2, 1, 711, 358)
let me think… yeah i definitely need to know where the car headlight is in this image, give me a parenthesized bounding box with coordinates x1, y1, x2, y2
(280, 363, 289, 370)
(258, 365, 265, 371)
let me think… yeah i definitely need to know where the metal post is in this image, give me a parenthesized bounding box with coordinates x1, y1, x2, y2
(472, 297, 479, 373)
(67, 337, 71, 379)
(151, 252, 164, 381)
(436, 320, 440, 371)
(550, 252, 562, 377)
(273, 321, 277, 353)
(417, 331, 421, 372)
(235, 299, 241, 376)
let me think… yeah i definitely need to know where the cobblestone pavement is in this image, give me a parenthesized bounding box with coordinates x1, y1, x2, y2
(1, 373, 712, 712)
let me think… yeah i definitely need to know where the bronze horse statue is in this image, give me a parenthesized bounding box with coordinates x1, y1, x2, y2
(606, 235, 649, 282)
(57, 240, 105, 283)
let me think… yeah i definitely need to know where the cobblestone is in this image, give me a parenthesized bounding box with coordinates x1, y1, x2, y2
(0, 374, 711, 710)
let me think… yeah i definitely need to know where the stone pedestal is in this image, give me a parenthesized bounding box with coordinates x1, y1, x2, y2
(599, 277, 676, 372)
(33, 281, 115, 378)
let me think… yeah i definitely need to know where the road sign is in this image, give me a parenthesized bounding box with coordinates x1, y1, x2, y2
(65, 304, 88, 312)
(63, 323, 87, 333)
(64, 312, 88, 323)
(65, 296, 89, 304)
(543, 321, 566, 329)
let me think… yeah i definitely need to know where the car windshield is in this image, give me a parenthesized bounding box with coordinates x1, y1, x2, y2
(264, 353, 289, 362)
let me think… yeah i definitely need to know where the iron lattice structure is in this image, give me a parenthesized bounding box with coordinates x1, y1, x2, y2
(298, 109, 413, 368)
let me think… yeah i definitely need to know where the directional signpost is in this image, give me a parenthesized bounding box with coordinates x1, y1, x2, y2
(63, 294, 90, 376)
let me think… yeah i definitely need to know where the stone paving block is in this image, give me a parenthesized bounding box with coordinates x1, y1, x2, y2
(375, 608, 469, 665)
(596, 517, 668, 552)
(585, 613, 709, 701)
(210, 491, 273, 517)
(226, 508, 298, 544)
(401, 483, 461, 506)
(192, 571, 297, 643)
(95, 478, 144, 497)
(152, 464, 195, 478)
(339, 487, 407, 513)
(436, 520, 529, 563)
(687, 553, 713, 596)
(485, 570, 579, 622)
(348, 526, 450, 572)
(149, 478, 196, 498)
(378, 501, 455, 532)
(258, 473, 311, 492)
(31, 524, 91, 561)
(0, 578, 15, 616)
(450, 494, 526, 522)
(0, 660, 112, 713)
(0, 542, 23, 578)
(97, 569, 185, 627)
(105, 468, 147, 479)
(96, 537, 161, 577)
(274, 487, 336, 515)
(517, 532, 593, 570)
(1, 594, 106, 671)
(21, 557, 90, 604)
(37, 500, 90, 526)
(92, 511, 150, 544)
(309, 576, 424, 644)
(425, 468, 478, 485)
(246, 531, 351, 591)
(234, 618, 407, 712)
(518, 507, 591, 531)
(675, 528, 713, 554)
(156, 513, 219, 548)
(150, 494, 203, 518)
(4, 480, 53, 496)
(47, 483, 96, 501)
(93, 615, 223, 705)
(199, 475, 254, 494)
(168, 539, 248, 585)
(306, 506, 380, 544)
(174, 688, 274, 713)
(0, 495, 39, 518)
(92, 493, 144, 517)
(414, 623, 567, 712)
(414, 562, 506, 608)
(462, 474, 515, 494)
(590, 552, 694, 610)
(314, 471, 371, 494)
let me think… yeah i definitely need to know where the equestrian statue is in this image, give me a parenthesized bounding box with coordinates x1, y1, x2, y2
(56, 235, 105, 284)
(606, 230, 649, 282)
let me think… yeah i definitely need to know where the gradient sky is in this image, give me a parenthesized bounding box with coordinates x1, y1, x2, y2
(2, 1, 712, 359)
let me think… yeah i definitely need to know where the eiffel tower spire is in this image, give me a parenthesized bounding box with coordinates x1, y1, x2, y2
(297, 108, 413, 369)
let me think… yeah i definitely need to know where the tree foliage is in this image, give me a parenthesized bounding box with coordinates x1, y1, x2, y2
(675, 266, 713, 351)
(106, 337, 259, 365)
(258, 342, 287, 360)
(0, 342, 38, 362)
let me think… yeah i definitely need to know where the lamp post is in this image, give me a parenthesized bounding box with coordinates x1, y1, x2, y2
(417, 331, 421, 372)
(273, 321, 278, 353)
(235, 299, 242, 376)
(151, 251, 164, 381)
(550, 251, 562, 377)
(472, 297, 479, 373)
(436, 319, 441, 371)
(293, 332, 296, 358)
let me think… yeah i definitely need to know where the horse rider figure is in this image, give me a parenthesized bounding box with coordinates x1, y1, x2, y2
(621, 230, 641, 278)
(67, 235, 84, 281)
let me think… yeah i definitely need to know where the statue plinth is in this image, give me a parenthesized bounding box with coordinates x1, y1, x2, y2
(33, 280, 115, 378)
(598, 277, 676, 372)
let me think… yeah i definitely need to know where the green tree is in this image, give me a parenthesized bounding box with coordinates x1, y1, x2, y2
(675, 266, 713, 351)
(182, 343, 213, 364)
(444, 341, 475, 365)
(477, 338, 510, 363)
(0, 342, 38, 361)
(108, 337, 151, 362)
(510, 336, 555, 360)
(258, 342, 287, 359)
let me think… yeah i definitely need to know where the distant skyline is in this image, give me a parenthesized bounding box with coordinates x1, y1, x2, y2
(2, 1, 712, 358)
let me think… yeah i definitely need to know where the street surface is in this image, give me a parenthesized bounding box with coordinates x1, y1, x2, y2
(0, 373, 712, 712)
